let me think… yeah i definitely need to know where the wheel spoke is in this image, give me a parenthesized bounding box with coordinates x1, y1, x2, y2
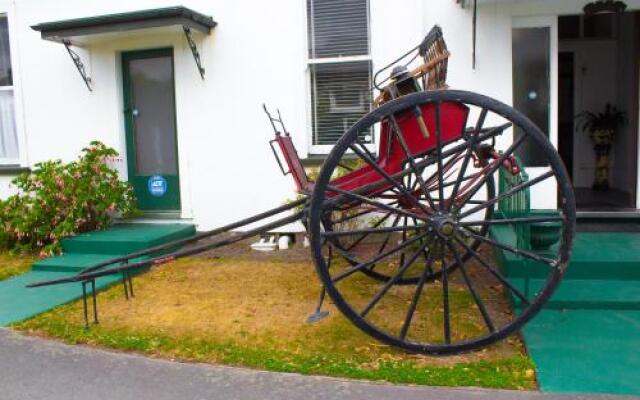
(368, 215, 401, 272)
(400, 253, 434, 339)
(447, 242, 495, 333)
(434, 102, 446, 210)
(455, 133, 527, 211)
(350, 141, 432, 215)
(453, 236, 531, 305)
(458, 170, 555, 219)
(388, 115, 439, 210)
(326, 185, 426, 222)
(326, 125, 507, 206)
(360, 241, 429, 317)
(449, 108, 488, 209)
(322, 223, 422, 238)
(459, 215, 564, 227)
(343, 211, 393, 251)
(461, 228, 557, 266)
(332, 202, 399, 224)
(440, 252, 451, 344)
(332, 232, 429, 283)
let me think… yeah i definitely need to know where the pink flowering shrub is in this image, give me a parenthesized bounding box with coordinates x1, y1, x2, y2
(0, 141, 138, 256)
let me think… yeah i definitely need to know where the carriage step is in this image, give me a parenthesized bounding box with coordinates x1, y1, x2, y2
(61, 223, 196, 255)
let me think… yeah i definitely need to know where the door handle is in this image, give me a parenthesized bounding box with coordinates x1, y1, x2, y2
(124, 108, 140, 117)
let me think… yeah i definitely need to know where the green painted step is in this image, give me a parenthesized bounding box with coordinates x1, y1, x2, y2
(0, 271, 121, 326)
(509, 278, 640, 310)
(32, 253, 148, 273)
(491, 226, 640, 281)
(0, 223, 196, 327)
(61, 224, 195, 255)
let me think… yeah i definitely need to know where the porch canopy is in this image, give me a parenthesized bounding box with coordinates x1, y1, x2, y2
(31, 6, 217, 89)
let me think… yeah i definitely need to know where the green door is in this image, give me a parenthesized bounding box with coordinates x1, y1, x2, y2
(122, 48, 181, 211)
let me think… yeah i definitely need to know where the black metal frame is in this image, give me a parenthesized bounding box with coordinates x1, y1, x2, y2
(183, 26, 205, 79)
(63, 40, 92, 92)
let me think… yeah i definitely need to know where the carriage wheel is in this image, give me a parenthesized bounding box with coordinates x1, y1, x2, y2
(322, 152, 495, 285)
(308, 90, 575, 354)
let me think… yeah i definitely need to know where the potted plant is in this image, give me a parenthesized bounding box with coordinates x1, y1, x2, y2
(576, 104, 626, 190)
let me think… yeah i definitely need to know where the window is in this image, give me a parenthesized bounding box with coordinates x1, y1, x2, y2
(0, 15, 19, 163)
(307, 0, 372, 148)
(558, 14, 615, 40)
(512, 27, 551, 167)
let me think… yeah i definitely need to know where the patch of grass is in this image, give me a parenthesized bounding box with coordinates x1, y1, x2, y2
(15, 256, 536, 390)
(0, 251, 35, 281)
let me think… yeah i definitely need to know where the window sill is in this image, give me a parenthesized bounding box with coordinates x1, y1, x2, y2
(301, 152, 366, 167)
(0, 165, 30, 175)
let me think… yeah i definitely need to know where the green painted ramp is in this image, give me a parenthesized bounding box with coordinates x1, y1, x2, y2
(0, 223, 195, 326)
(0, 272, 122, 325)
(522, 308, 640, 395)
(492, 227, 640, 396)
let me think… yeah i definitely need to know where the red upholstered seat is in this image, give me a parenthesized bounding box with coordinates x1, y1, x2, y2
(275, 101, 469, 196)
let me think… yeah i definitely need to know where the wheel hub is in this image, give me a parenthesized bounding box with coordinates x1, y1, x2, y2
(431, 213, 457, 239)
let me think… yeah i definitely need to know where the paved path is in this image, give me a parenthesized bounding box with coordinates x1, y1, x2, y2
(0, 329, 635, 400)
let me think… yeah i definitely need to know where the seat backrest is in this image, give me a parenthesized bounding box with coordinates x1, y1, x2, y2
(377, 100, 469, 166)
(274, 134, 310, 193)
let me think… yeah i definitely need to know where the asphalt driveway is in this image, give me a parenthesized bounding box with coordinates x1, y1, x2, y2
(0, 329, 634, 400)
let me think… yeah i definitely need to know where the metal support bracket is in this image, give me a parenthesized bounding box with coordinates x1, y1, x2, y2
(63, 40, 92, 92)
(183, 26, 205, 79)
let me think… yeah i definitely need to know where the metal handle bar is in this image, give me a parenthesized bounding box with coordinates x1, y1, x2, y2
(269, 139, 291, 176)
(373, 25, 445, 91)
(263, 104, 288, 135)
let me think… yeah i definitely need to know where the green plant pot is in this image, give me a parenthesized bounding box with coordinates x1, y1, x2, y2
(529, 221, 562, 251)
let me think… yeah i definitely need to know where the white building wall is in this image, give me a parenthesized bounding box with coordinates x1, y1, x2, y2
(3, 0, 640, 229)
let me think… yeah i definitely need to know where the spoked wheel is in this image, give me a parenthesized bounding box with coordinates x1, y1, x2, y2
(322, 153, 496, 285)
(308, 90, 575, 354)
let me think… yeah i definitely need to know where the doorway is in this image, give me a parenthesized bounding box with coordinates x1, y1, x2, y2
(122, 48, 181, 212)
(557, 12, 639, 211)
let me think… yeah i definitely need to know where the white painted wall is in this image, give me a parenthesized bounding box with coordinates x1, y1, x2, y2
(2, 0, 640, 230)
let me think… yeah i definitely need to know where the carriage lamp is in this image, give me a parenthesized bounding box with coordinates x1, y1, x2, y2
(389, 65, 421, 97)
(389, 65, 432, 139)
(584, 0, 627, 15)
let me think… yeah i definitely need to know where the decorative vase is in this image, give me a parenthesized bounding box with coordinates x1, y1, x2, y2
(589, 128, 614, 191)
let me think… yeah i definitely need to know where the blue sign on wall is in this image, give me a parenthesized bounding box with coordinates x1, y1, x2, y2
(147, 175, 168, 197)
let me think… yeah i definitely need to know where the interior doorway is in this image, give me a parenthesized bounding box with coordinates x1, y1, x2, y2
(557, 11, 639, 211)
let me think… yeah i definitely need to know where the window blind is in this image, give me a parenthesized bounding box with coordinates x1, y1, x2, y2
(311, 61, 372, 145)
(307, 0, 369, 59)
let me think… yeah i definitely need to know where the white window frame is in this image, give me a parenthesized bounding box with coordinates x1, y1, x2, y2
(306, 0, 374, 155)
(0, 5, 26, 167)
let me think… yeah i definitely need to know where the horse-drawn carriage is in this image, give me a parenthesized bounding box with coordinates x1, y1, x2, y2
(30, 26, 575, 355)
